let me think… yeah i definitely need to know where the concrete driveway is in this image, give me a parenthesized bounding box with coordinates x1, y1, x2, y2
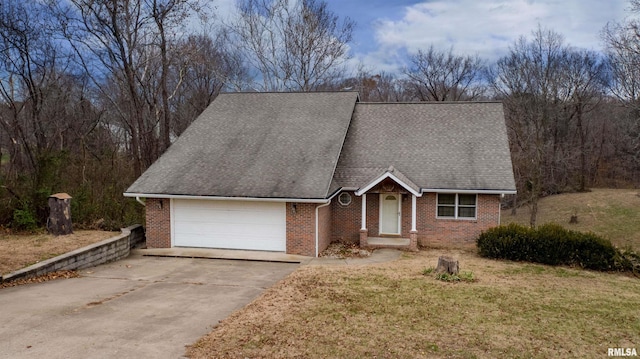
(0, 254, 299, 359)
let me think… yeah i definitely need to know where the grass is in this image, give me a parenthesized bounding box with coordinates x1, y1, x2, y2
(501, 188, 640, 250)
(0, 230, 118, 275)
(186, 249, 640, 359)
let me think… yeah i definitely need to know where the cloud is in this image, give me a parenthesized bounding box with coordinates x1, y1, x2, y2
(360, 0, 627, 72)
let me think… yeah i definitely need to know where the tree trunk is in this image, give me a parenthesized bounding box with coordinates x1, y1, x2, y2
(435, 256, 459, 275)
(48, 194, 73, 235)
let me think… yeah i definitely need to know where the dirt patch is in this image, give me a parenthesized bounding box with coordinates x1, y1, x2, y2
(320, 242, 371, 258)
(0, 230, 118, 275)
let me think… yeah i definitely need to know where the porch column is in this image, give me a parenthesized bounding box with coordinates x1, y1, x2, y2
(411, 194, 417, 231)
(361, 193, 367, 230)
(360, 193, 368, 248)
(410, 194, 418, 251)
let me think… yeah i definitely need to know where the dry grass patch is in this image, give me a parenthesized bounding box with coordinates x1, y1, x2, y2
(187, 249, 640, 359)
(0, 230, 118, 275)
(502, 188, 640, 250)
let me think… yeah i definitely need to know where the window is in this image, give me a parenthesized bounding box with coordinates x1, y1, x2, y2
(437, 193, 477, 219)
(338, 192, 352, 206)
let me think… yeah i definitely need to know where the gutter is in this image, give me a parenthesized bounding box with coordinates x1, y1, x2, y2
(123, 192, 330, 204)
(420, 188, 517, 195)
(315, 200, 332, 258)
(135, 196, 145, 207)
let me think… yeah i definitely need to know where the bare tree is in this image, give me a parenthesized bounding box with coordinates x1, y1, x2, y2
(0, 0, 108, 225)
(51, 0, 205, 175)
(171, 34, 247, 135)
(562, 50, 607, 191)
(403, 45, 486, 101)
(147, 0, 202, 152)
(603, 0, 640, 179)
(490, 27, 610, 224)
(52, 0, 153, 176)
(336, 68, 410, 102)
(489, 28, 569, 226)
(229, 0, 355, 91)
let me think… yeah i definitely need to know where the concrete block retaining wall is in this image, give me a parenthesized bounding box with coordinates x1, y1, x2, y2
(1, 224, 145, 283)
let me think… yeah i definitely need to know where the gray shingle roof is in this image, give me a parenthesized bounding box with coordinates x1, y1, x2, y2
(126, 94, 516, 200)
(125, 92, 359, 199)
(333, 102, 516, 192)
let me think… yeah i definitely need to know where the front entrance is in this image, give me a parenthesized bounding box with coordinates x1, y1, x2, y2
(379, 193, 400, 234)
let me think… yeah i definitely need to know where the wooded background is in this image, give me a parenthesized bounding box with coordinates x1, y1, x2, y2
(1, 0, 638, 230)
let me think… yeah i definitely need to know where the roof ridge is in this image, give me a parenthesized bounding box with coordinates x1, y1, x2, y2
(357, 101, 503, 105)
(218, 91, 360, 95)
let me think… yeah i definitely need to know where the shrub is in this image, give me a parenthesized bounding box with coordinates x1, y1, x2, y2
(477, 223, 621, 271)
(476, 223, 534, 261)
(12, 201, 38, 231)
(433, 271, 476, 283)
(615, 247, 640, 276)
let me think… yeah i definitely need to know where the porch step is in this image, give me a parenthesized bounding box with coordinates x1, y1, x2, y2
(367, 237, 410, 247)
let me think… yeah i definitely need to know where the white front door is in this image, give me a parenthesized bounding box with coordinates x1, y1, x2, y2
(379, 193, 400, 234)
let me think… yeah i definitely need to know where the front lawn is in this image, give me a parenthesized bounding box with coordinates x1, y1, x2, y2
(186, 249, 640, 358)
(502, 188, 640, 250)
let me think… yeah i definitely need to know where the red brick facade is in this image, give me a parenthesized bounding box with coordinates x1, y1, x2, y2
(416, 193, 500, 248)
(145, 198, 171, 248)
(331, 194, 362, 243)
(331, 190, 501, 248)
(285, 202, 333, 257)
(143, 191, 501, 256)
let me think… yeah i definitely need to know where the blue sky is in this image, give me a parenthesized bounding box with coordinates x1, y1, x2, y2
(216, 0, 629, 73)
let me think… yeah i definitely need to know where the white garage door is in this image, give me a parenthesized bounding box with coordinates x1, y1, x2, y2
(172, 199, 286, 251)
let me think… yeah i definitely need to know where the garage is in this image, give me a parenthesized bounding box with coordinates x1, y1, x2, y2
(172, 199, 286, 251)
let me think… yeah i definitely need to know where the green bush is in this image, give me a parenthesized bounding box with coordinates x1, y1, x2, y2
(12, 201, 38, 231)
(477, 223, 620, 271)
(615, 247, 640, 276)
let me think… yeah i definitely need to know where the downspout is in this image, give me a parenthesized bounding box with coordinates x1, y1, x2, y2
(498, 193, 504, 225)
(135, 196, 146, 207)
(315, 200, 331, 258)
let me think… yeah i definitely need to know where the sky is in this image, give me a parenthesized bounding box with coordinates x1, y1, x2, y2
(214, 0, 630, 73)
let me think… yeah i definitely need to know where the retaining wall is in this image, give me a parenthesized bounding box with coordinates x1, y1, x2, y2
(1, 224, 145, 283)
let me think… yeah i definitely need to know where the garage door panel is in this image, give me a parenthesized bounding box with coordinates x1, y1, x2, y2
(172, 199, 286, 251)
(175, 223, 284, 237)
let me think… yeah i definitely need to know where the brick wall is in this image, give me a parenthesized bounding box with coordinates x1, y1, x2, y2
(417, 193, 500, 248)
(366, 194, 380, 237)
(143, 192, 500, 254)
(329, 191, 501, 248)
(286, 202, 316, 256)
(145, 198, 171, 248)
(331, 192, 361, 244)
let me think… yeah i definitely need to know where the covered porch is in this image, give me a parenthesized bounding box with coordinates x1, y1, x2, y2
(355, 167, 419, 251)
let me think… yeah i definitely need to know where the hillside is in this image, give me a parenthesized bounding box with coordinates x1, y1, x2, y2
(501, 188, 640, 250)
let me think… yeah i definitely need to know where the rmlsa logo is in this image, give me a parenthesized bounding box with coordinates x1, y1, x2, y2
(608, 348, 638, 357)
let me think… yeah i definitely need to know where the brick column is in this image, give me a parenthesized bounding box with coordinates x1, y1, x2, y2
(146, 198, 171, 248)
(409, 230, 418, 251)
(359, 229, 368, 248)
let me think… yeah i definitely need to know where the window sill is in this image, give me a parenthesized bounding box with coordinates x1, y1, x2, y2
(436, 217, 478, 222)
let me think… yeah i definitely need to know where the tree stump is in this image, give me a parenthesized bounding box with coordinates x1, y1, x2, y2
(435, 256, 459, 275)
(569, 215, 578, 224)
(48, 193, 73, 235)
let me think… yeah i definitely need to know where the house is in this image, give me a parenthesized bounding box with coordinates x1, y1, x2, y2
(124, 92, 516, 257)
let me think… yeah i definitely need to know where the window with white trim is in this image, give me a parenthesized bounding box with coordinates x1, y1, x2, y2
(436, 193, 477, 219)
(338, 192, 352, 206)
